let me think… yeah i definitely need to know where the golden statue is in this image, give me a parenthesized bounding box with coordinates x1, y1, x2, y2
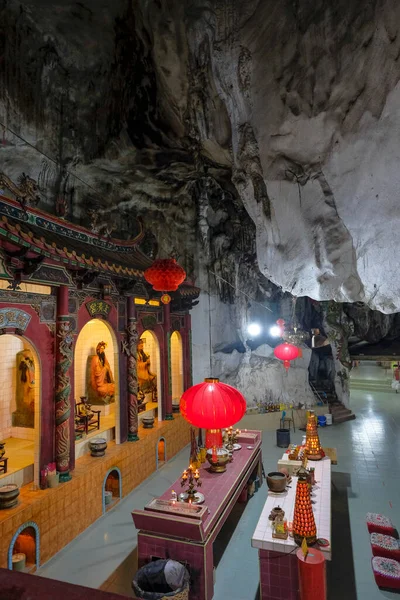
(137, 338, 157, 401)
(88, 341, 115, 404)
(13, 349, 35, 428)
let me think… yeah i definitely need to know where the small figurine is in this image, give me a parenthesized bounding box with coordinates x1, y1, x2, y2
(272, 515, 288, 540)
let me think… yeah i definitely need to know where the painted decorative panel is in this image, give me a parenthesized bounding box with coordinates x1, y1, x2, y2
(0, 308, 31, 330)
(86, 300, 111, 319)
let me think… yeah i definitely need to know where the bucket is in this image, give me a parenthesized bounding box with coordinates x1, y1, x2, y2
(132, 559, 190, 599)
(318, 416, 327, 427)
(276, 428, 290, 448)
(0, 484, 20, 509)
(325, 413, 333, 426)
(12, 553, 26, 572)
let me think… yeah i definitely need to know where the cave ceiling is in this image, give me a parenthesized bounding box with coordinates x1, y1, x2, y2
(1, 0, 400, 314)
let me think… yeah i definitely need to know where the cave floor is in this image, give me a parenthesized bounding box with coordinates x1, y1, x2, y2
(37, 387, 400, 600)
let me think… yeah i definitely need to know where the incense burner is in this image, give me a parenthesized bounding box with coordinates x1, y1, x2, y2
(206, 447, 230, 473)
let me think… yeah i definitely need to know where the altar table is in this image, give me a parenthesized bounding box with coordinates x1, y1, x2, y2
(132, 430, 262, 600)
(252, 456, 331, 600)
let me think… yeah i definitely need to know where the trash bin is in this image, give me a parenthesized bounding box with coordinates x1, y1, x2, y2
(132, 559, 190, 599)
(276, 428, 290, 448)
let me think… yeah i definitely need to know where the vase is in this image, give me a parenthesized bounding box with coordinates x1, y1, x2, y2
(0, 484, 19, 509)
(199, 448, 207, 464)
(266, 472, 287, 493)
(206, 447, 230, 473)
(89, 438, 107, 457)
(12, 553, 26, 572)
(269, 506, 285, 521)
(142, 416, 155, 429)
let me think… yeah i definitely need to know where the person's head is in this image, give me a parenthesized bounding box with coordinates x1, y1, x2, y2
(96, 341, 107, 365)
(138, 338, 145, 351)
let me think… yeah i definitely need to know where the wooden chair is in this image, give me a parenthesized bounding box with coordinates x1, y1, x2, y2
(74, 399, 101, 438)
(280, 409, 295, 433)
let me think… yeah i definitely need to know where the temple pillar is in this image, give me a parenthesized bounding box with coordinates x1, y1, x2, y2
(163, 302, 173, 420)
(184, 313, 193, 390)
(55, 285, 73, 482)
(127, 298, 139, 441)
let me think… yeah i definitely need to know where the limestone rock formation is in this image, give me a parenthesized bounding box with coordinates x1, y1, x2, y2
(2, 1, 400, 405)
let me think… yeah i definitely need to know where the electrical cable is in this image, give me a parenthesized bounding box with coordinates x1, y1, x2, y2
(0, 120, 108, 200)
(207, 267, 213, 376)
(208, 269, 273, 313)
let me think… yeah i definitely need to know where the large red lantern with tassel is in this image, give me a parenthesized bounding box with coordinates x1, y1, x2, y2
(180, 378, 247, 448)
(144, 258, 186, 291)
(274, 342, 299, 371)
(144, 258, 186, 304)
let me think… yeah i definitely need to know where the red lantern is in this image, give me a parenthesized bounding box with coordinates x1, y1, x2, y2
(144, 258, 186, 292)
(276, 318, 285, 337)
(274, 342, 299, 371)
(180, 378, 247, 448)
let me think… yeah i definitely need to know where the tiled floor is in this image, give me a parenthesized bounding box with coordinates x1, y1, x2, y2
(37, 377, 400, 599)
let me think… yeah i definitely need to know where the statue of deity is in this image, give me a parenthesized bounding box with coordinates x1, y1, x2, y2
(13, 349, 35, 428)
(88, 341, 115, 404)
(137, 338, 157, 401)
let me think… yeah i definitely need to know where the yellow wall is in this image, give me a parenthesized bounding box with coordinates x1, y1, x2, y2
(140, 330, 161, 408)
(0, 280, 51, 295)
(171, 331, 183, 402)
(74, 319, 119, 438)
(0, 335, 40, 443)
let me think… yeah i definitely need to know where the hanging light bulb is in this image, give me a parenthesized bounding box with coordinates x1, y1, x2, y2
(247, 323, 262, 337)
(269, 325, 282, 338)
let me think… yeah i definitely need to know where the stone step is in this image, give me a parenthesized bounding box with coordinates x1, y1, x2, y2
(350, 384, 392, 393)
(330, 407, 352, 416)
(332, 411, 353, 420)
(333, 413, 356, 424)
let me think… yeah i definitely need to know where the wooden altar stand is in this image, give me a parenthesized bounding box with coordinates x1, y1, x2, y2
(132, 430, 262, 600)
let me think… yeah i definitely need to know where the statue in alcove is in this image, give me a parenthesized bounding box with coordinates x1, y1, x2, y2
(13, 349, 35, 428)
(137, 338, 157, 401)
(87, 341, 115, 405)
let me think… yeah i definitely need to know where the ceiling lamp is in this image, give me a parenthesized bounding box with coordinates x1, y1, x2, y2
(247, 322, 262, 337)
(180, 378, 247, 449)
(144, 258, 186, 305)
(274, 342, 300, 371)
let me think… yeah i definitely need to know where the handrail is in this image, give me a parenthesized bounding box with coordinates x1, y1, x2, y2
(309, 381, 328, 405)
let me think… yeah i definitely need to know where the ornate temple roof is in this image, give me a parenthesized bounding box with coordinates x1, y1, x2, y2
(0, 195, 200, 301)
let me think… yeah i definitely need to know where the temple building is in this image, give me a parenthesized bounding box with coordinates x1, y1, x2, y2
(0, 177, 199, 572)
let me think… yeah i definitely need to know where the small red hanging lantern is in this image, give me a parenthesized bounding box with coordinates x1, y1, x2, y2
(274, 342, 299, 371)
(160, 293, 172, 305)
(276, 318, 285, 337)
(144, 258, 186, 291)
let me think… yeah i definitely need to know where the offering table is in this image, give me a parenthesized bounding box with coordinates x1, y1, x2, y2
(132, 430, 262, 600)
(252, 456, 331, 600)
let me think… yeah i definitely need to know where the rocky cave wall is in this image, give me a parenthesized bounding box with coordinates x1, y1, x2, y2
(2, 1, 400, 405)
